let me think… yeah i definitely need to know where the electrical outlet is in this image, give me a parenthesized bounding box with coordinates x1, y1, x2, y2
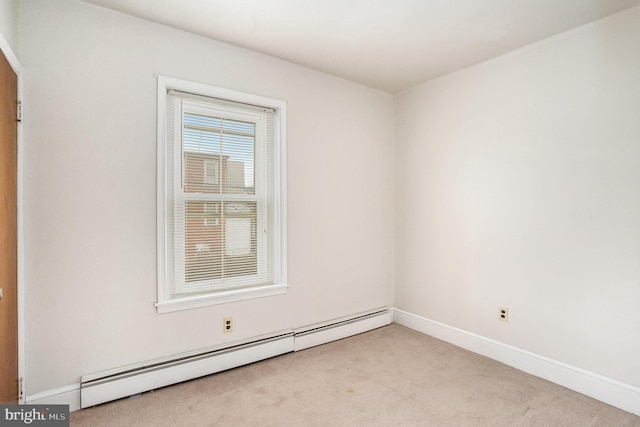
(223, 317, 233, 333)
(499, 307, 509, 322)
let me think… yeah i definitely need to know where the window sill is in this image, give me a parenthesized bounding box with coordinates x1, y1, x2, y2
(156, 283, 289, 314)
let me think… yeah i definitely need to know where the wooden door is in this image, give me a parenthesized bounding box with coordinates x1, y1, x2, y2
(0, 47, 18, 403)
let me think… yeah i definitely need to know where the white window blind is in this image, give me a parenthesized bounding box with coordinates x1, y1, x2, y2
(165, 90, 274, 297)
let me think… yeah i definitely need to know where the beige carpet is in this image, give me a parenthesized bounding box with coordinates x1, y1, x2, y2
(71, 324, 640, 426)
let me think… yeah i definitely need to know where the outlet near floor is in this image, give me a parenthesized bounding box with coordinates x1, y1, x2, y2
(499, 307, 509, 322)
(223, 317, 233, 333)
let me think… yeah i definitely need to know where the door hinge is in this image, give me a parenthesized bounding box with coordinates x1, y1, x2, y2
(19, 377, 24, 402)
(17, 100, 22, 122)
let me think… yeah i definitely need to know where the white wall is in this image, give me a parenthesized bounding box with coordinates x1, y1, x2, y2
(20, 0, 393, 394)
(0, 0, 18, 54)
(20, 0, 638, 400)
(394, 6, 640, 388)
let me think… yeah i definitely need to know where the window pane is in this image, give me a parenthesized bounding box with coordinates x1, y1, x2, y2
(184, 201, 258, 283)
(183, 113, 255, 195)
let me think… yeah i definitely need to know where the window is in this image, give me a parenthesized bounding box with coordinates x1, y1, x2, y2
(204, 203, 219, 227)
(203, 160, 219, 185)
(157, 77, 287, 313)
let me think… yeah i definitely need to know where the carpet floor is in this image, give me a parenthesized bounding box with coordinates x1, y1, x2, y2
(70, 324, 640, 426)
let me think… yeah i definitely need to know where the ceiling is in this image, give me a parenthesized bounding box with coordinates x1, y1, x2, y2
(80, 0, 638, 93)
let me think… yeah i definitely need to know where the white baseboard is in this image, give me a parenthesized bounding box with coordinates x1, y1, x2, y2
(294, 308, 392, 351)
(392, 308, 640, 416)
(26, 384, 81, 412)
(22, 308, 639, 416)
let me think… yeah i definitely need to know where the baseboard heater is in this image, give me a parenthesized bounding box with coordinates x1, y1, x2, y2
(80, 307, 390, 409)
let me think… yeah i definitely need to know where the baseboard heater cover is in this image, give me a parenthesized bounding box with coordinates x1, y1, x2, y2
(80, 307, 391, 409)
(81, 333, 294, 409)
(294, 307, 392, 351)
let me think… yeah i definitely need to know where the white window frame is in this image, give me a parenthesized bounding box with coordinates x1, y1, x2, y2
(156, 76, 288, 313)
